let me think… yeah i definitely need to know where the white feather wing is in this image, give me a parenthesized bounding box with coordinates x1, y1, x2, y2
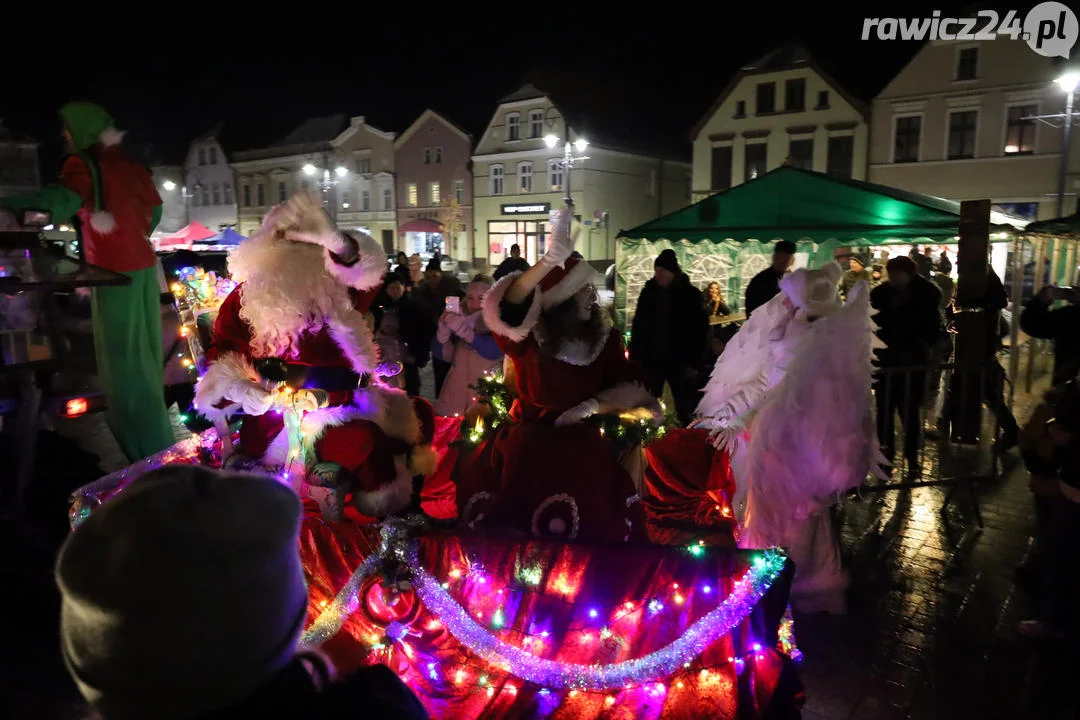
(741, 281, 888, 546)
(696, 293, 793, 427)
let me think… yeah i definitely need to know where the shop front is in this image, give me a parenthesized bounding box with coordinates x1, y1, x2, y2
(487, 202, 551, 266)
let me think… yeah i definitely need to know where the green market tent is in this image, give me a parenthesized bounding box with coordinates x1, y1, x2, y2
(615, 166, 1029, 327)
(1025, 212, 1080, 236)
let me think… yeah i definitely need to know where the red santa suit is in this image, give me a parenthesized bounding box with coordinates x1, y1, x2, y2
(455, 258, 658, 542)
(193, 217, 436, 518)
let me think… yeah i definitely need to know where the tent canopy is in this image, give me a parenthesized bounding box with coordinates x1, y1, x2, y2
(1025, 212, 1080, 236)
(620, 166, 1028, 245)
(158, 222, 216, 249)
(195, 227, 246, 246)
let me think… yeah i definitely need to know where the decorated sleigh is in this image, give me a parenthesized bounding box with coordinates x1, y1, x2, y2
(68, 395, 805, 719)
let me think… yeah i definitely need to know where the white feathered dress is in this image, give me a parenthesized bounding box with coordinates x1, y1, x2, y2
(690, 264, 887, 613)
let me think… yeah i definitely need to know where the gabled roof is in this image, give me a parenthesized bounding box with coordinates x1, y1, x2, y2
(688, 44, 870, 141)
(394, 109, 472, 149)
(271, 114, 348, 147)
(620, 165, 1027, 243)
(489, 81, 690, 163)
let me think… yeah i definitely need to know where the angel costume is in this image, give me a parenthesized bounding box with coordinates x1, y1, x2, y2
(644, 263, 885, 613)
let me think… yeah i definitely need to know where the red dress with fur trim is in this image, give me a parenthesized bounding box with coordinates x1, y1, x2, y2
(455, 275, 652, 543)
(200, 284, 436, 516)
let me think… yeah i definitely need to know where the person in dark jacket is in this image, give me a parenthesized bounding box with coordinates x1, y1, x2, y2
(870, 256, 942, 476)
(1016, 380, 1080, 639)
(839, 253, 872, 301)
(492, 243, 531, 280)
(372, 274, 435, 397)
(744, 240, 796, 316)
(630, 249, 709, 424)
(411, 258, 464, 397)
(1020, 285, 1080, 387)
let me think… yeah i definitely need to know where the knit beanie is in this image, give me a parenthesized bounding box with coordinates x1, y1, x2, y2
(654, 249, 680, 273)
(55, 465, 308, 720)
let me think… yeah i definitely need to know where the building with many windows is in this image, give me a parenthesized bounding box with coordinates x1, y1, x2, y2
(472, 84, 691, 269)
(394, 109, 473, 260)
(183, 126, 238, 231)
(150, 165, 186, 236)
(690, 45, 869, 203)
(231, 115, 397, 250)
(868, 39, 1077, 220)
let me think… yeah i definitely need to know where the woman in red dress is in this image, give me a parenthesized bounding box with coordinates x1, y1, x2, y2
(455, 207, 662, 542)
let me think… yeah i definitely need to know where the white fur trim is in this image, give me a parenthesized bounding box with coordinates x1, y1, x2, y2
(99, 127, 125, 148)
(595, 382, 658, 414)
(541, 260, 597, 309)
(554, 327, 612, 366)
(89, 211, 117, 235)
(353, 459, 413, 518)
(327, 308, 380, 376)
(324, 231, 386, 291)
(193, 351, 257, 423)
(482, 272, 543, 343)
(409, 445, 438, 478)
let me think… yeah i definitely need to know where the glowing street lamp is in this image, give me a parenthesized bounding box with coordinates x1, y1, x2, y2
(335, 166, 348, 178)
(1054, 70, 1080, 217)
(544, 134, 589, 209)
(162, 180, 176, 191)
(302, 163, 317, 176)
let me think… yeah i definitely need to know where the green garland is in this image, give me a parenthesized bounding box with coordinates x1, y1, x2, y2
(459, 370, 672, 454)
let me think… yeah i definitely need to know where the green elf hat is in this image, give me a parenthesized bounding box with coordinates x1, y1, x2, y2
(59, 102, 124, 234)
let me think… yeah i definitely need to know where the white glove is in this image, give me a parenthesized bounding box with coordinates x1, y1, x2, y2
(541, 208, 575, 269)
(229, 380, 274, 417)
(554, 398, 600, 427)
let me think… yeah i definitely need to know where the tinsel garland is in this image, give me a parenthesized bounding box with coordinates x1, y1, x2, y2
(460, 371, 671, 452)
(298, 517, 786, 689)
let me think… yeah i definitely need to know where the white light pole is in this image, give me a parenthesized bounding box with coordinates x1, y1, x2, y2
(300, 158, 349, 221)
(543, 133, 589, 211)
(1054, 71, 1079, 218)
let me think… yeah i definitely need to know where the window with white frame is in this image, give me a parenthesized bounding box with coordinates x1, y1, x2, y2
(1004, 105, 1037, 154)
(209, 146, 218, 164)
(518, 162, 533, 193)
(407, 183, 418, 207)
(506, 113, 520, 141)
(361, 189, 371, 211)
(490, 164, 504, 195)
(435, 146, 443, 163)
(358, 157, 371, 174)
(454, 178, 464, 204)
(278, 181, 287, 202)
(893, 115, 922, 163)
(201, 185, 210, 206)
(548, 160, 564, 192)
(429, 181, 441, 205)
(529, 110, 544, 138)
(423, 147, 432, 164)
(212, 183, 221, 205)
(947, 110, 977, 160)
(956, 47, 978, 81)
(256, 183, 265, 206)
(383, 188, 392, 210)
(223, 183, 233, 205)
(242, 184, 251, 207)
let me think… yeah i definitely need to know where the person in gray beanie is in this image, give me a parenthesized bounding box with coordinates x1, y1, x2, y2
(839, 252, 872, 301)
(55, 465, 429, 720)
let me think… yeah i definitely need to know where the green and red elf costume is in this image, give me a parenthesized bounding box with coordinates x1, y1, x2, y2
(3, 102, 174, 461)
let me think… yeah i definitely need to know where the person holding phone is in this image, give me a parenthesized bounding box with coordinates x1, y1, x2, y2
(1021, 284, 1080, 387)
(412, 258, 464, 397)
(433, 276, 503, 417)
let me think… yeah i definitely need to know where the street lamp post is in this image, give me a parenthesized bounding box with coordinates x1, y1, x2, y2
(543, 133, 589, 210)
(302, 158, 349, 221)
(1055, 71, 1079, 218)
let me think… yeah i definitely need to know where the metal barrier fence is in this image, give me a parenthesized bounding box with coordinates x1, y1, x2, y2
(865, 353, 1028, 527)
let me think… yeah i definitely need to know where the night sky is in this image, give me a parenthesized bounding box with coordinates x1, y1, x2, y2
(3, 1, 1021, 173)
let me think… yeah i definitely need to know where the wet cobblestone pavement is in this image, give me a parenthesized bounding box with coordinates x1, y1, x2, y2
(3, 363, 1077, 718)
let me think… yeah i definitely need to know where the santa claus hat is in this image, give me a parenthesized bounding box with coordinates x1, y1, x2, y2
(55, 465, 308, 720)
(779, 263, 843, 319)
(538, 256, 597, 309)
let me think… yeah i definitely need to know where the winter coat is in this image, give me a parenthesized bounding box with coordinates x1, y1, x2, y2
(372, 295, 434, 368)
(744, 267, 785, 316)
(411, 276, 464, 346)
(703, 297, 732, 319)
(1020, 297, 1080, 386)
(839, 268, 872, 300)
(432, 311, 504, 416)
(870, 275, 943, 368)
(630, 273, 709, 373)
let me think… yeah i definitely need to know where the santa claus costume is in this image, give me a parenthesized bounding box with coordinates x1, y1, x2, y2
(644, 263, 886, 613)
(194, 194, 436, 520)
(455, 207, 662, 543)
